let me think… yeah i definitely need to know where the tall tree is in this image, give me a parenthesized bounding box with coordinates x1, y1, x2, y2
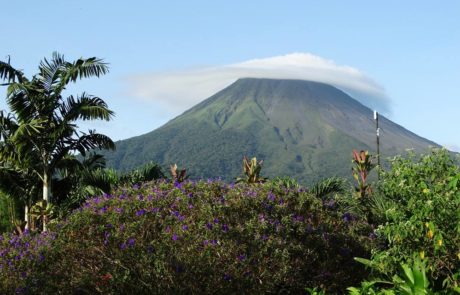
(0, 52, 115, 230)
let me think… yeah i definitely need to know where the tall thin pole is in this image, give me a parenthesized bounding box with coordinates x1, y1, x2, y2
(374, 110, 380, 179)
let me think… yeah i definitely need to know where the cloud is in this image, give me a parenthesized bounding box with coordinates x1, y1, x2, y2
(125, 53, 390, 115)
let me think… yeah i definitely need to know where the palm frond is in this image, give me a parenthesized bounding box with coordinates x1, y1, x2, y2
(0, 111, 18, 141)
(38, 52, 66, 93)
(51, 130, 114, 164)
(6, 82, 40, 123)
(0, 57, 26, 84)
(61, 93, 114, 122)
(310, 177, 347, 199)
(60, 56, 109, 87)
(120, 162, 164, 185)
(81, 153, 106, 170)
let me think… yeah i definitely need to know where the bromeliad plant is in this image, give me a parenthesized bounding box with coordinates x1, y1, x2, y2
(170, 163, 188, 183)
(29, 200, 55, 231)
(352, 150, 375, 198)
(236, 156, 267, 184)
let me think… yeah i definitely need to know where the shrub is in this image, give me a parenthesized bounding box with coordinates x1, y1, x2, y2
(0, 179, 373, 293)
(367, 149, 460, 289)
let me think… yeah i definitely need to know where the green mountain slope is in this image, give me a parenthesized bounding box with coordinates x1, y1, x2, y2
(105, 78, 438, 184)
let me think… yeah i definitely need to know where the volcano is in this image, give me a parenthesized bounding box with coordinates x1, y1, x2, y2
(104, 78, 438, 183)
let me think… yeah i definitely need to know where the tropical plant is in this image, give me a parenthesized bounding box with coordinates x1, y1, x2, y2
(120, 162, 164, 186)
(352, 150, 375, 198)
(170, 163, 188, 183)
(271, 176, 300, 190)
(0, 53, 115, 230)
(365, 149, 460, 289)
(236, 156, 267, 184)
(310, 177, 347, 199)
(348, 257, 444, 294)
(55, 161, 164, 216)
(29, 200, 55, 231)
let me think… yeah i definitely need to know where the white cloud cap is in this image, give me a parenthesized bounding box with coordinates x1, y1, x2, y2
(126, 53, 390, 115)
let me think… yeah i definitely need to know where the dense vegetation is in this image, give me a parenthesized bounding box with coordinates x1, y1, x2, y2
(0, 149, 459, 293)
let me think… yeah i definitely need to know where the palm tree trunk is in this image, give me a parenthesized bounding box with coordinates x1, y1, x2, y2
(43, 174, 50, 202)
(24, 203, 29, 229)
(42, 172, 51, 231)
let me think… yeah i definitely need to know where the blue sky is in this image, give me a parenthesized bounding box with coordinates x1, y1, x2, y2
(1, 1, 459, 150)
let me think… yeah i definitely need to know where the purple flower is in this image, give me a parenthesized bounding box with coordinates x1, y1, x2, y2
(132, 184, 140, 190)
(136, 209, 146, 216)
(224, 274, 232, 281)
(203, 240, 209, 246)
(172, 233, 178, 241)
(181, 225, 189, 231)
(147, 194, 154, 201)
(115, 207, 123, 214)
(188, 204, 194, 209)
(222, 224, 229, 233)
(127, 238, 136, 247)
(206, 222, 213, 230)
(213, 218, 219, 224)
(267, 192, 276, 201)
(137, 194, 144, 201)
(99, 206, 108, 214)
(120, 243, 127, 250)
(292, 215, 304, 222)
(211, 239, 218, 246)
(342, 212, 353, 222)
(237, 254, 246, 261)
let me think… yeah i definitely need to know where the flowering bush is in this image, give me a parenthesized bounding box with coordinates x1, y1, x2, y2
(0, 230, 55, 292)
(0, 179, 373, 293)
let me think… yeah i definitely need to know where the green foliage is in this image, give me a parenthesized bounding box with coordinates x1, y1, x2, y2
(306, 287, 327, 294)
(310, 177, 347, 199)
(363, 149, 460, 289)
(0, 180, 372, 293)
(271, 176, 301, 190)
(349, 257, 448, 294)
(0, 53, 114, 221)
(235, 156, 267, 184)
(0, 193, 21, 233)
(56, 161, 164, 216)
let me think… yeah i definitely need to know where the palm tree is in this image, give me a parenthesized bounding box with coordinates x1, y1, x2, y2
(0, 52, 115, 230)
